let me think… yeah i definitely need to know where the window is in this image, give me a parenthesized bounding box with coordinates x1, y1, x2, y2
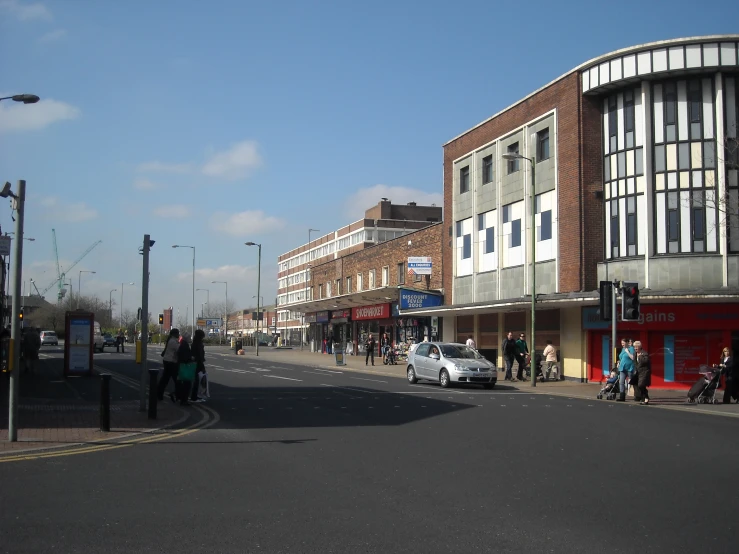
(485, 227, 494, 254)
(537, 128, 550, 161)
(482, 155, 494, 184)
(610, 200, 619, 258)
(692, 191, 705, 252)
(460, 166, 470, 193)
(462, 234, 471, 259)
(382, 266, 389, 286)
(336, 279, 341, 296)
(397, 262, 405, 285)
(626, 197, 636, 256)
(511, 219, 521, 248)
(624, 90, 635, 148)
(369, 270, 376, 289)
(609, 95, 618, 152)
(478, 213, 484, 231)
(346, 276, 352, 294)
(664, 82, 677, 141)
(507, 143, 519, 174)
(326, 281, 331, 297)
(503, 204, 511, 224)
(540, 210, 552, 241)
(667, 192, 679, 251)
(357, 273, 363, 292)
(319, 284, 323, 299)
(456, 220, 462, 237)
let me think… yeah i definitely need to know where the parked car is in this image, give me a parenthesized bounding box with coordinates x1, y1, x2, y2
(406, 342, 497, 389)
(93, 321, 105, 352)
(40, 330, 58, 346)
(103, 334, 116, 348)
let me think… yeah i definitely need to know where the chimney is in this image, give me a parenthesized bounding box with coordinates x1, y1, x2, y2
(407, 202, 416, 207)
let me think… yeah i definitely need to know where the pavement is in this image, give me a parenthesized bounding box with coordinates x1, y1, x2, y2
(1, 344, 738, 553)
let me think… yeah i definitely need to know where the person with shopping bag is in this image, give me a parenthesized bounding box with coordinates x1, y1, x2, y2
(190, 329, 209, 402)
(157, 329, 181, 402)
(176, 332, 196, 406)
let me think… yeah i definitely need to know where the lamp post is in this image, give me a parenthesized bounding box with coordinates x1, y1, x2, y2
(120, 282, 134, 330)
(109, 289, 117, 326)
(173, 245, 195, 334)
(78, 270, 96, 309)
(212, 280, 228, 345)
(503, 152, 537, 387)
(306, 228, 319, 350)
(197, 288, 209, 317)
(245, 242, 261, 355)
(0, 94, 40, 104)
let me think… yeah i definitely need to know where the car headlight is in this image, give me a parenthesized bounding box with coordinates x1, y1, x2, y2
(453, 364, 467, 372)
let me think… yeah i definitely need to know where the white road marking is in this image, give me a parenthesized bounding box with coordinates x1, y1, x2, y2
(264, 375, 302, 382)
(311, 368, 343, 374)
(349, 376, 388, 384)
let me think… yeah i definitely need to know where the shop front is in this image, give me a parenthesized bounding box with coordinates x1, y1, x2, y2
(396, 288, 442, 347)
(584, 303, 739, 389)
(329, 309, 352, 353)
(309, 310, 330, 353)
(352, 303, 393, 356)
(305, 312, 317, 351)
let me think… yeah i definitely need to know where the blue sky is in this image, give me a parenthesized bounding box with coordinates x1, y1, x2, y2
(1, 0, 737, 322)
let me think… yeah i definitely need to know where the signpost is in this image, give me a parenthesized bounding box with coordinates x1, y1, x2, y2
(407, 256, 433, 276)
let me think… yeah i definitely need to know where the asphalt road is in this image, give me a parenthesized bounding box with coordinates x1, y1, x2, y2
(2, 346, 738, 553)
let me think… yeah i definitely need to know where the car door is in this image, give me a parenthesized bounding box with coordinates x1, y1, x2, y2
(413, 343, 431, 379)
(426, 344, 444, 382)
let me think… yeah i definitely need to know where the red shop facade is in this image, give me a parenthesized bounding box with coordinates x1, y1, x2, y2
(584, 303, 739, 389)
(352, 303, 393, 355)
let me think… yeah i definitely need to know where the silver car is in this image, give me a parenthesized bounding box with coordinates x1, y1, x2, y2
(406, 342, 497, 389)
(40, 330, 58, 346)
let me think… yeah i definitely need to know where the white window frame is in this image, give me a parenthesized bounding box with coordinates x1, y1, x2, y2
(381, 266, 389, 286)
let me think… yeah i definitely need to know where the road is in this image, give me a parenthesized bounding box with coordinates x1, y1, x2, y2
(2, 345, 738, 553)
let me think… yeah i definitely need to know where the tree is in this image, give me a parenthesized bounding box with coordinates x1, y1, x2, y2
(209, 299, 238, 331)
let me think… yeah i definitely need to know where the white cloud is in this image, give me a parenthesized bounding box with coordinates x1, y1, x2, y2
(153, 204, 190, 219)
(133, 177, 160, 190)
(38, 28, 66, 43)
(202, 140, 262, 181)
(210, 210, 286, 237)
(136, 161, 193, 174)
(40, 196, 98, 222)
(0, 0, 52, 21)
(342, 184, 443, 220)
(0, 98, 79, 133)
(180, 264, 258, 283)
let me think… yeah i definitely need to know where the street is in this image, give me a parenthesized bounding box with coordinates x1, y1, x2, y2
(1, 347, 738, 553)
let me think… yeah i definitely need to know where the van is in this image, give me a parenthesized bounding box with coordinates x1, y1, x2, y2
(93, 321, 105, 353)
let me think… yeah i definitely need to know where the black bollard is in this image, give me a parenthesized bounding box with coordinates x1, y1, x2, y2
(100, 373, 111, 432)
(148, 369, 158, 420)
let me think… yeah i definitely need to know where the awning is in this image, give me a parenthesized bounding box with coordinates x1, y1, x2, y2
(289, 286, 400, 314)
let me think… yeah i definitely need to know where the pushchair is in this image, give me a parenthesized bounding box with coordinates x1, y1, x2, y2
(597, 371, 621, 400)
(383, 347, 397, 365)
(687, 367, 721, 404)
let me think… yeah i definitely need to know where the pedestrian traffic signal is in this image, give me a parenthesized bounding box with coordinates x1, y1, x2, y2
(622, 282, 640, 321)
(599, 281, 612, 321)
(19, 308, 23, 321)
(158, 313, 164, 325)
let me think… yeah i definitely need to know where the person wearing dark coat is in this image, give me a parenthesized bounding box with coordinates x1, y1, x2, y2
(190, 329, 206, 402)
(633, 340, 651, 405)
(176, 332, 194, 406)
(157, 328, 181, 401)
(718, 347, 738, 404)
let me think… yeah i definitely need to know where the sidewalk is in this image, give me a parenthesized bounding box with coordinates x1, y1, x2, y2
(221, 346, 739, 418)
(0, 357, 189, 455)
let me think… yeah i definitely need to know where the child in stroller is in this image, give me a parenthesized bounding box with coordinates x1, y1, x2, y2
(687, 366, 721, 404)
(597, 368, 620, 400)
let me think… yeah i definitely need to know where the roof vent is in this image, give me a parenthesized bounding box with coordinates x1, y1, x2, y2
(407, 202, 416, 206)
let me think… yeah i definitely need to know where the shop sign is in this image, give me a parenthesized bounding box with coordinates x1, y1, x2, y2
(582, 304, 739, 331)
(399, 288, 443, 310)
(331, 309, 350, 319)
(304, 313, 317, 323)
(316, 311, 330, 323)
(352, 303, 390, 321)
(408, 256, 432, 275)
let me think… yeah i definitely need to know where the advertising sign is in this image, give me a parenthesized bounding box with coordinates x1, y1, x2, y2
(582, 304, 739, 331)
(316, 311, 330, 323)
(399, 288, 443, 310)
(198, 318, 222, 327)
(408, 256, 433, 276)
(64, 311, 94, 377)
(352, 303, 391, 321)
(304, 313, 317, 323)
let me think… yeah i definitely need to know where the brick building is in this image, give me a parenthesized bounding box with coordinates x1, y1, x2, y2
(290, 223, 443, 355)
(276, 199, 442, 346)
(400, 35, 739, 388)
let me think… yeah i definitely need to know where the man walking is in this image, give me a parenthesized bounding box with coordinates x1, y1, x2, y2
(116, 329, 125, 353)
(502, 332, 516, 381)
(466, 335, 476, 349)
(365, 334, 376, 366)
(515, 333, 529, 381)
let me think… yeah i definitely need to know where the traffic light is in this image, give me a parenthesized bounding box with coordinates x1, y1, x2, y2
(598, 281, 612, 321)
(622, 282, 640, 321)
(19, 308, 24, 321)
(158, 313, 164, 325)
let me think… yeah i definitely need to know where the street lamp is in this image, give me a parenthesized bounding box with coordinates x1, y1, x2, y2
(502, 151, 537, 387)
(173, 245, 195, 334)
(212, 280, 228, 344)
(245, 242, 261, 356)
(120, 282, 134, 330)
(78, 270, 96, 309)
(306, 229, 319, 350)
(109, 289, 117, 325)
(197, 288, 210, 317)
(0, 94, 40, 104)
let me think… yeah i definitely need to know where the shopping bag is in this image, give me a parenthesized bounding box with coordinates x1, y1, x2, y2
(196, 371, 210, 399)
(178, 362, 197, 382)
(627, 384, 635, 398)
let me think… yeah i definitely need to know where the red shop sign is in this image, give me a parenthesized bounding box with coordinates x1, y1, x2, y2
(617, 303, 738, 331)
(352, 303, 391, 321)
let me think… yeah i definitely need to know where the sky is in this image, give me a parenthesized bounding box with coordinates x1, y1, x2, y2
(1, 0, 737, 322)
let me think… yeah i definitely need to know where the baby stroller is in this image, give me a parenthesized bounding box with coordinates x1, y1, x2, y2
(597, 370, 621, 400)
(383, 347, 397, 365)
(687, 367, 721, 404)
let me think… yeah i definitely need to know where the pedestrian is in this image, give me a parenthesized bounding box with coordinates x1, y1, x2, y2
(616, 338, 635, 402)
(176, 331, 194, 406)
(633, 340, 651, 405)
(502, 331, 517, 381)
(157, 329, 181, 401)
(190, 329, 206, 402)
(365, 334, 376, 366)
(116, 329, 125, 353)
(543, 339, 558, 381)
(515, 333, 529, 381)
(717, 346, 738, 404)
(381, 332, 391, 362)
(466, 335, 476, 349)
(22, 327, 41, 374)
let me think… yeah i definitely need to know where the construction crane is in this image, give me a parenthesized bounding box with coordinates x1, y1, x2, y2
(38, 230, 103, 301)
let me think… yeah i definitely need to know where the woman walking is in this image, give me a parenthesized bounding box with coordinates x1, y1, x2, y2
(617, 338, 635, 402)
(190, 329, 206, 402)
(176, 332, 194, 406)
(718, 347, 738, 404)
(157, 329, 181, 401)
(634, 340, 651, 405)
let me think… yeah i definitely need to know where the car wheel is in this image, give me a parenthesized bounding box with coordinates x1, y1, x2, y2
(407, 366, 418, 384)
(483, 383, 495, 390)
(439, 369, 451, 388)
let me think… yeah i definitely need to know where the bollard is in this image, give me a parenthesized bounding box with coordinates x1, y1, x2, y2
(148, 369, 158, 420)
(100, 373, 111, 432)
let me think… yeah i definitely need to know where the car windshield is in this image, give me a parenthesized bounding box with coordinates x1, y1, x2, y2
(44, 332, 56, 337)
(439, 345, 479, 359)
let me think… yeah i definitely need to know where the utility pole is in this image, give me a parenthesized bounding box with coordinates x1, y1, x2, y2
(7, 180, 26, 441)
(139, 235, 152, 412)
(612, 279, 619, 372)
